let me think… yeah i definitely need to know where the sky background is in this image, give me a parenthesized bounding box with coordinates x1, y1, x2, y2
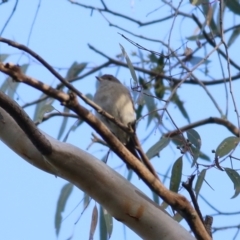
(1, 0, 240, 240)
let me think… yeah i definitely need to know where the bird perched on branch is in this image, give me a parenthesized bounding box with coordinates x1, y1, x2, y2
(93, 74, 141, 160)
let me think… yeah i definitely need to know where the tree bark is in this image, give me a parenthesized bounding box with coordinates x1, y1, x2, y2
(0, 107, 195, 240)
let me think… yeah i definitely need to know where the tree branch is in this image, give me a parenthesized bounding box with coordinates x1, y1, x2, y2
(165, 117, 239, 137)
(0, 103, 196, 240)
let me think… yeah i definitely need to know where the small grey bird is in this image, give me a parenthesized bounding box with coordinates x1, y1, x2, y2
(93, 74, 140, 162)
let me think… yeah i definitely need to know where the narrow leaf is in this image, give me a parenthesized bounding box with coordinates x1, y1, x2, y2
(66, 62, 87, 79)
(0, 54, 9, 62)
(215, 136, 240, 158)
(171, 134, 185, 147)
(89, 205, 98, 240)
(172, 93, 190, 123)
(152, 191, 159, 205)
(146, 137, 170, 159)
(55, 183, 74, 236)
(99, 206, 108, 240)
(62, 119, 83, 142)
(35, 103, 54, 123)
(228, 27, 240, 47)
(33, 93, 53, 121)
(103, 208, 113, 239)
(0, 77, 11, 92)
(83, 193, 91, 210)
(173, 212, 183, 222)
(199, 151, 211, 161)
(119, 44, 138, 84)
(225, 0, 240, 15)
(170, 157, 183, 192)
(143, 89, 158, 127)
(195, 169, 206, 198)
(187, 129, 201, 165)
(57, 107, 70, 140)
(225, 168, 240, 198)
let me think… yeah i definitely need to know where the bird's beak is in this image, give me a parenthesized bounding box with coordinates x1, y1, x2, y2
(96, 76, 101, 81)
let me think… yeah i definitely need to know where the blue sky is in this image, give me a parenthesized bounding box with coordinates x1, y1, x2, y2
(1, 1, 240, 240)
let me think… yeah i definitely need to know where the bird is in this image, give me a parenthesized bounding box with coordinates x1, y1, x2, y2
(93, 74, 140, 164)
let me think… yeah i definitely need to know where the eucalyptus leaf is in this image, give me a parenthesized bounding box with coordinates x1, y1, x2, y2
(55, 183, 73, 236)
(172, 93, 190, 123)
(89, 205, 98, 240)
(103, 208, 113, 239)
(195, 169, 206, 198)
(0, 54, 9, 62)
(119, 44, 138, 85)
(170, 156, 183, 193)
(215, 136, 240, 158)
(66, 62, 87, 79)
(146, 137, 170, 159)
(228, 27, 240, 47)
(100, 206, 108, 240)
(225, 168, 240, 199)
(57, 107, 70, 140)
(225, 0, 240, 15)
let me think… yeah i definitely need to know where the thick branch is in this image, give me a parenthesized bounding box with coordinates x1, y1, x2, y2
(0, 90, 52, 155)
(0, 106, 195, 240)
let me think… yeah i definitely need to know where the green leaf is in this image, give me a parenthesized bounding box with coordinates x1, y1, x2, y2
(99, 206, 108, 240)
(173, 212, 184, 222)
(171, 134, 185, 147)
(20, 63, 29, 74)
(170, 156, 183, 192)
(190, 146, 200, 166)
(66, 62, 87, 79)
(7, 79, 19, 99)
(146, 137, 170, 159)
(152, 191, 160, 204)
(102, 208, 113, 239)
(119, 44, 138, 85)
(83, 193, 91, 209)
(62, 119, 83, 142)
(35, 101, 54, 123)
(195, 169, 206, 198)
(228, 27, 240, 47)
(225, 168, 240, 198)
(187, 129, 201, 150)
(89, 205, 98, 240)
(55, 183, 74, 236)
(127, 168, 133, 181)
(0, 77, 11, 93)
(187, 129, 201, 165)
(201, 1, 218, 32)
(199, 151, 211, 161)
(57, 107, 70, 140)
(143, 89, 158, 127)
(154, 77, 165, 99)
(215, 136, 240, 158)
(0, 54, 9, 62)
(172, 93, 190, 123)
(225, 0, 240, 15)
(148, 53, 159, 63)
(33, 93, 48, 121)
